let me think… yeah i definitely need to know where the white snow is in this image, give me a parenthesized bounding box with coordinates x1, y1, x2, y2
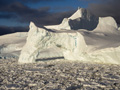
(0, 32, 27, 59)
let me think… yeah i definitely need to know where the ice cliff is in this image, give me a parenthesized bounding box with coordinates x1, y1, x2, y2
(18, 22, 87, 63)
(16, 8, 120, 64)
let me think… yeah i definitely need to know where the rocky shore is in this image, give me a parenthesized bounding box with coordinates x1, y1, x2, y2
(0, 59, 120, 90)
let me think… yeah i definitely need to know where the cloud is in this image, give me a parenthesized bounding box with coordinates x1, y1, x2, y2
(0, 1, 74, 35)
(0, 26, 28, 35)
(87, 0, 120, 24)
(0, 8, 74, 35)
(0, 13, 17, 19)
(0, 0, 65, 6)
(0, 2, 74, 26)
(20, 0, 65, 3)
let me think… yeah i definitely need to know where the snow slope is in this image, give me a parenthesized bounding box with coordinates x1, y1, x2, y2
(0, 32, 27, 59)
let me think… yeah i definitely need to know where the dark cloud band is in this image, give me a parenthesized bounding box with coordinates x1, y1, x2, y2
(0, 0, 120, 35)
(0, 26, 28, 35)
(0, 2, 74, 25)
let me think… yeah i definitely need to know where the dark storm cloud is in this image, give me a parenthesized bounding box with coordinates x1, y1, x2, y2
(0, 2, 46, 15)
(0, 0, 73, 35)
(0, 0, 64, 6)
(20, 0, 65, 3)
(0, 13, 17, 19)
(0, 2, 74, 25)
(0, 26, 28, 35)
(87, 0, 120, 24)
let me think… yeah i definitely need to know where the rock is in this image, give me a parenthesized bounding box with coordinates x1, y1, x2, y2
(28, 83, 37, 87)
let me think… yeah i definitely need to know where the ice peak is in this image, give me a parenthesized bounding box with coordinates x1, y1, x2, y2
(68, 8, 83, 20)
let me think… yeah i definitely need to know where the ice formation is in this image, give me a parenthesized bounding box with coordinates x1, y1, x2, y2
(93, 17, 118, 34)
(18, 22, 87, 63)
(45, 8, 98, 30)
(18, 21, 120, 64)
(18, 8, 120, 64)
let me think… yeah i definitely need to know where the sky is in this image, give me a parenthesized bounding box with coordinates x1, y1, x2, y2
(0, 0, 120, 35)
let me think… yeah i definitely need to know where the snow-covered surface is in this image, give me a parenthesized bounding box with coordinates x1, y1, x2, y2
(1, 8, 120, 64)
(0, 32, 27, 59)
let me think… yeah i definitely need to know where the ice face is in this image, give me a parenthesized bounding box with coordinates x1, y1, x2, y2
(18, 22, 87, 63)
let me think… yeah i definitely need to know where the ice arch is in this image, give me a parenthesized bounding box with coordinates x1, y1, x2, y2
(18, 22, 87, 63)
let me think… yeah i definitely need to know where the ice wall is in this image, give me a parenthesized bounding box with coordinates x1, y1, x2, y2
(18, 22, 87, 63)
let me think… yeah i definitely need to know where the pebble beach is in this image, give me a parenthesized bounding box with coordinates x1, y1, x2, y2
(0, 59, 120, 90)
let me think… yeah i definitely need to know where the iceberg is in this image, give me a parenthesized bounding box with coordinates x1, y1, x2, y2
(0, 8, 119, 64)
(18, 22, 87, 63)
